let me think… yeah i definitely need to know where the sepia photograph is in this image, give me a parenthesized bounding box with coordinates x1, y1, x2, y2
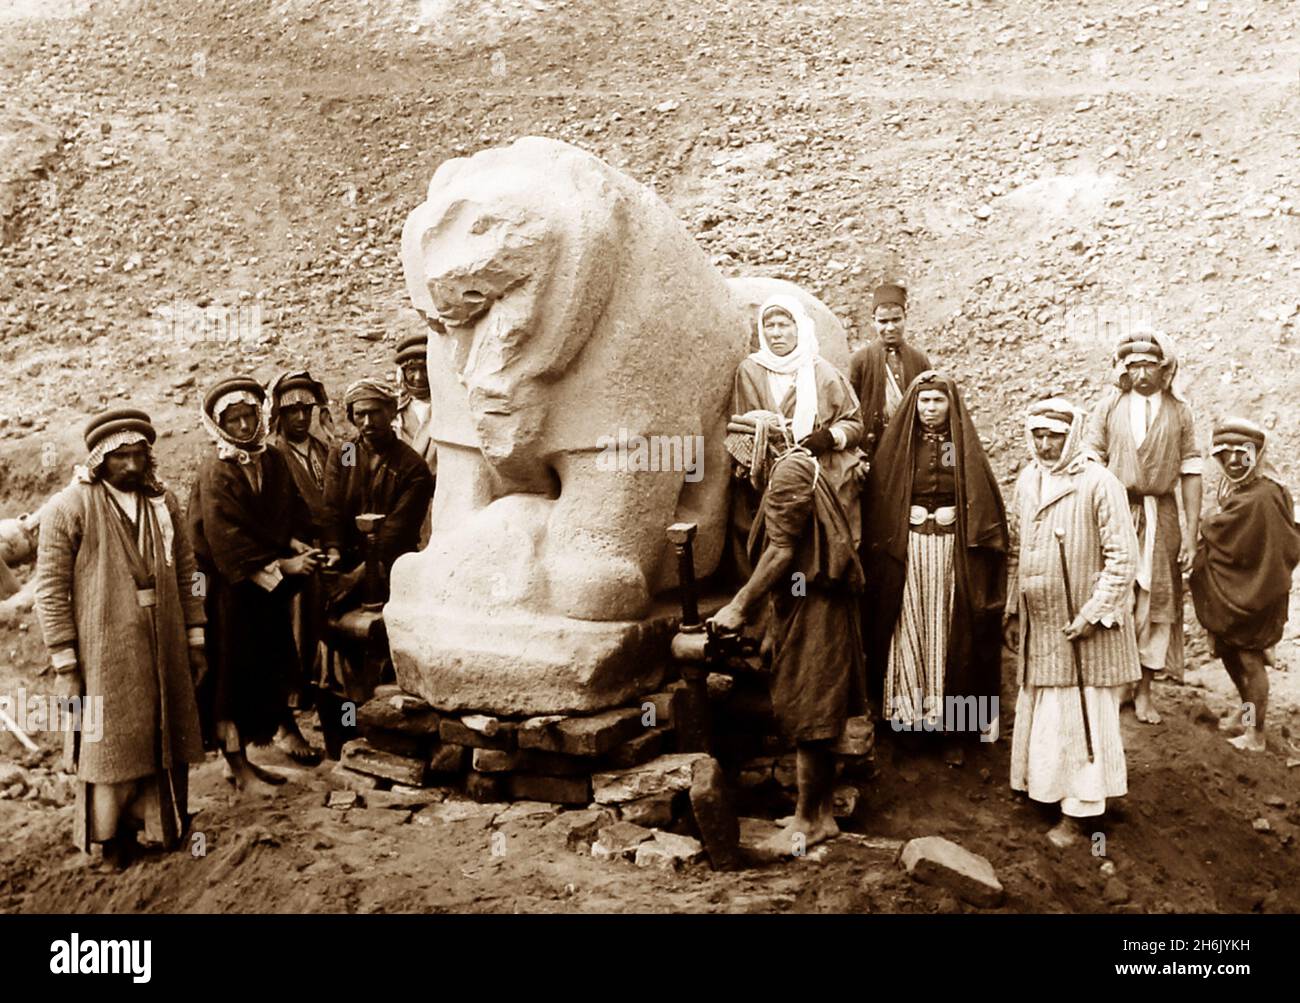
(0, 0, 1296, 985)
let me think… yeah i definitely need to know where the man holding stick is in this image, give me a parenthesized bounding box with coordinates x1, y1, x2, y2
(1005, 398, 1141, 848)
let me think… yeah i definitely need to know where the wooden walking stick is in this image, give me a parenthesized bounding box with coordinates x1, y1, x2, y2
(1054, 528, 1096, 762)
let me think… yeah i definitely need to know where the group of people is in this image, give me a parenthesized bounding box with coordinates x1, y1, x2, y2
(28, 278, 1300, 869)
(34, 336, 437, 869)
(712, 284, 1300, 853)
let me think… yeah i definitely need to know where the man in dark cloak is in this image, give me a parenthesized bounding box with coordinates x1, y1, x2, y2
(1190, 417, 1300, 753)
(710, 445, 866, 856)
(266, 369, 333, 765)
(35, 408, 205, 870)
(188, 376, 322, 793)
(849, 282, 933, 461)
(862, 372, 1008, 761)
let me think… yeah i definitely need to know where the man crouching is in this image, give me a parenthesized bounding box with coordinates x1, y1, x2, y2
(709, 444, 866, 855)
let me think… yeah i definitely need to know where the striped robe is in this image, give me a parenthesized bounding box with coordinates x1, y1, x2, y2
(1006, 457, 1142, 689)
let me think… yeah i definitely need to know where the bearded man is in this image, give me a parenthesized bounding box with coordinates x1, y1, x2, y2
(35, 409, 205, 870)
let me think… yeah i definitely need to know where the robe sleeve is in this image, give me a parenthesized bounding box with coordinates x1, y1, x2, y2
(1080, 468, 1139, 625)
(819, 364, 863, 450)
(376, 460, 435, 571)
(1083, 398, 1111, 464)
(196, 462, 288, 584)
(34, 493, 80, 656)
(321, 444, 347, 553)
(167, 491, 206, 631)
(1177, 400, 1203, 475)
(1003, 473, 1024, 616)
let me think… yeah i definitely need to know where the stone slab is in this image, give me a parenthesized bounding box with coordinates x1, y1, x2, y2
(591, 753, 709, 804)
(900, 836, 1004, 908)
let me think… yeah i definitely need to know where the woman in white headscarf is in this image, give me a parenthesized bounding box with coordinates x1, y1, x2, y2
(728, 295, 865, 574)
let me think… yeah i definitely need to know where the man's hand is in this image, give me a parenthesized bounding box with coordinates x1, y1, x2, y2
(798, 428, 835, 456)
(279, 550, 322, 576)
(1062, 613, 1098, 642)
(188, 647, 208, 688)
(1002, 612, 1020, 653)
(1178, 531, 1196, 574)
(708, 601, 747, 636)
(53, 669, 83, 700)
(323, 548, 342, 570)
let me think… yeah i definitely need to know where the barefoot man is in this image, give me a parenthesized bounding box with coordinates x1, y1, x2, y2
(1007, 398, 1141, 848)
(1190, 418, 1300, 753)
(709, 444, 866, 855)
(1084, 329, 1202, 724)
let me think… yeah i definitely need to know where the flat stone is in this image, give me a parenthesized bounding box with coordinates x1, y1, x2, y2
(617, 792, 677, 827)
(639, 690, 678, 727)
(365, 787, 447, 810)
(834, 715, 874, 757)
(591, 821, 654, 860)
(592, 753, 710, 804)
(343, 807, 413, 830)
(494, 801, 562, 826)
(420, 800, 506, 827)
(356, 691, 441, 735)
(689, 756, 742, 870)
(471, 748, 526, 773)
(605, 728, 665, 770)
(518, 707, 643, 756)
(341, 739, 427, 787)
(439, 718, 516, 751)
(508, 774, 591, 805)
(635, 830, 705, 869)
(900, 836, 1004, 908)
(542, 808, 616, 851)
(461, 713, 500, 737)
(326, 790, 359, 809)
(329, 763, 380, 792)
(471, 747, 591, 776)
(361, 728, 433, 759)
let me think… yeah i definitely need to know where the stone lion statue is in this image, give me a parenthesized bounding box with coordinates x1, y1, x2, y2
(389, 137, 753, 713)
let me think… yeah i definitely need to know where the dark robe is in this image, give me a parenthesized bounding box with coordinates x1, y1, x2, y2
(321, 435, 435, 589)
(849, 340, 932, 459)
(269, 431, 331, 536)
(1191, 471, 1300, 651)
(749, 450, 867, 743)
(862, 373, 1008, 719)
(188, 448, 314, 747)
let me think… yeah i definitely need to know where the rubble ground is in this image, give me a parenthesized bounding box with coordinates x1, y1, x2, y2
(2, 0, 1300, 912)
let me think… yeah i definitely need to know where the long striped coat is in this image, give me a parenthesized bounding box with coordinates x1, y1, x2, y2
(1007, 457, 1142, 688)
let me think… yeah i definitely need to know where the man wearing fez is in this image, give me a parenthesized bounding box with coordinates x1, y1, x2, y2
(710, 445, 867, 855)
(35, 409, 206, 870)
(1191, 418, 1300, 753)
(189, 377, 322, 793)
(849, 282, 933, 461)
(1084, 328, 1202, 725)
(1006, 398, 1141, 848)
(266, 370, 334, 765)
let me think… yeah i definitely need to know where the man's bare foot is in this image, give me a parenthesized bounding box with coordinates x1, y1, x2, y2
(758, 812, 839, 857)
(224, 754, 284, 795)
(273, 724, 322, 766)
(1228, 730, 1266, 753)
(1134, 690, 1162, 725)
(1047, 818, 1082, 849)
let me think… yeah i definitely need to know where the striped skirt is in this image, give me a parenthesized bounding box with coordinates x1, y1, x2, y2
(884, 530, 955, 728)
(1010, 684, 1128, 818)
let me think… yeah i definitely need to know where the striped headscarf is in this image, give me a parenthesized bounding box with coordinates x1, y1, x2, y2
(1025, 397, 1087, 474)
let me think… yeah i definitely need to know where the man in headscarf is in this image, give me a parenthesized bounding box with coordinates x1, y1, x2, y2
(265, 370, 334, 765)
(34, 408, 205, 870)
(710, 442, 866, 857)
(394, 334, 437, 470)
(1190, 418, 1300, 753)
(862, 371, 1007, 763)
(188, 377, 322, 793)
(1006, 398, 1141, 848)
(849, 283, 933, 461)
(317, 378, 433, 710)
(1084, 327, 1202, 725)
(728, 295, 865, 576)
